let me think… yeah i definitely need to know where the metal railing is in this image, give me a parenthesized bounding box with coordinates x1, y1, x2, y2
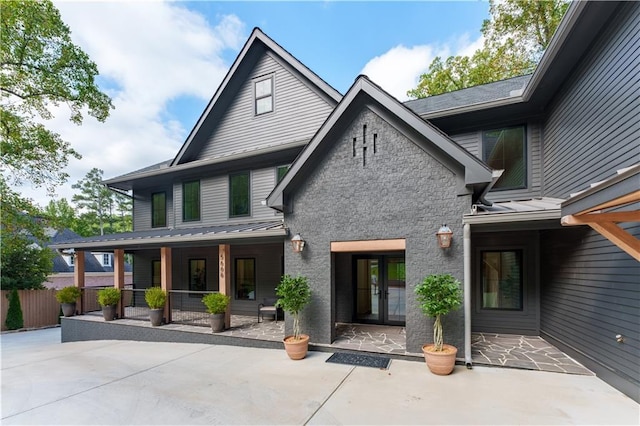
(170, 290, 212, 327)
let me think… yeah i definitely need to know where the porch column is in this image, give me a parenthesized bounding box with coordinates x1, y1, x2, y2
(219, 244, 231, 329)
(161, 247, 172, 324)
(114, 249, 125, 319)
(463, 223, 472, 367)
(74, 250, 85, 314)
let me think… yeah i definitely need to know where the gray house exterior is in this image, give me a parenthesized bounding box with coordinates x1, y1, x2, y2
(53, 1, 639, 401)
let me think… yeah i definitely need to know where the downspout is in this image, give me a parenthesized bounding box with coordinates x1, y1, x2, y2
(464, 223, 472, 368)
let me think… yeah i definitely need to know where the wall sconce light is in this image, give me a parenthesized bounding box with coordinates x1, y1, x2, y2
(291, 234, 306, 253)
(436, 224, 453, 248)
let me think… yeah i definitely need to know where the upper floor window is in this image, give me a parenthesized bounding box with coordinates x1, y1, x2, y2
(151, 192, 166, 228)
(255, 77, 273, 115)
(103, 254, 111, 267)
(229, 172, 250, 217)
(482, 126, 526, 190)
(183, 181, 200, 222)
(276, 165, 289, 184)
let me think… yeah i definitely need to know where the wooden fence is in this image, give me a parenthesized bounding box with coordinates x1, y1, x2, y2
(1, 289, 60, 331)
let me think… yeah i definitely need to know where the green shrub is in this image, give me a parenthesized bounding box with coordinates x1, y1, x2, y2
(144, 286, 166, 309)
(97, 287, 121, 307)
(55, 286, 82, 304)
(202, 293, 229, 314)
(5, 288, 24, 330)
(415, 273, 462, 351)
(275, 275, 311, 340)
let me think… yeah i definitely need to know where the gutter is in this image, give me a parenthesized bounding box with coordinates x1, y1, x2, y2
(463, 209, 561, 225)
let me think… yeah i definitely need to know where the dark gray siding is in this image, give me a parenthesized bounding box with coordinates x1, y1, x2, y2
(542, 2, 640, 198)
(200, 52, 334, 158)
(450, 122, 543, 202)
(284, 107, 469, 352)
(540, 225, 640, 400)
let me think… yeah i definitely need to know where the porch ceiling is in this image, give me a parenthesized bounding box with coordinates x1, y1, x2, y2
(49, 221, 287, 251)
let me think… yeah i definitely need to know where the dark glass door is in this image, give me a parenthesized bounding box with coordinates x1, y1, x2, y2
(354, 255, 405, 325)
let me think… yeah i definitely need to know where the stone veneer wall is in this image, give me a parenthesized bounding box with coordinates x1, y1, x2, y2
(284, 107, 469, 353)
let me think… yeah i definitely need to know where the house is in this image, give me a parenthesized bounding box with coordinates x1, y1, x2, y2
(51, 1, 639, 401)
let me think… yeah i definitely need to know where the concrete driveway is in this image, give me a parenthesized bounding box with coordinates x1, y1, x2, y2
(1, 328, 638, 425)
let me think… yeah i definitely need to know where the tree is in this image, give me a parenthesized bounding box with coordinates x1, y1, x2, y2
(5, 289, 24, 330)
(42, 198, 77, 232)
(72, 168, 113, 235)
(0, 232, 52, 290)
(1, 0, 113, 193)
(408, 0, 569, 98)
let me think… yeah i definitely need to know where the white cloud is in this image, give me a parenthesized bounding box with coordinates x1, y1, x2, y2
(360, 34, 484, 102)
(18, 2, 246, 207)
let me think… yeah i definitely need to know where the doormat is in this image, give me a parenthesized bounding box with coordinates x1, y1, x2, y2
(326, 352, 391, 370)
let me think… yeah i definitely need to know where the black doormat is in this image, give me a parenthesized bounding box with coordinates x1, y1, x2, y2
(326, 352, 391, 369)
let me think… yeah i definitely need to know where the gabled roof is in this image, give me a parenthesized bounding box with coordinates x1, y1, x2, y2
(267, 75, 493, 211)
(170, 27, 342, 167)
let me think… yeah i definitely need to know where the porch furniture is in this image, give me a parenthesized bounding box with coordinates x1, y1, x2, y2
(258, 297, 281, 323)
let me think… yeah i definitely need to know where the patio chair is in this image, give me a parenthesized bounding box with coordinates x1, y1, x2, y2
(258, 297, 281, 323)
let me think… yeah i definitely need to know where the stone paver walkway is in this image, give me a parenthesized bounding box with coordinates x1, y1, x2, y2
(332, 323, 407, 355)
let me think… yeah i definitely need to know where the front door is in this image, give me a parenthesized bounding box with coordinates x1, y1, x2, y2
(354, 255, 405, 325)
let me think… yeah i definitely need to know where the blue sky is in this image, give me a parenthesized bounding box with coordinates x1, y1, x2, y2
(23, 1, 490, 207)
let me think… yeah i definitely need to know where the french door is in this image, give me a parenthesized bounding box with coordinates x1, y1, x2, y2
(354, 255, 406, 325)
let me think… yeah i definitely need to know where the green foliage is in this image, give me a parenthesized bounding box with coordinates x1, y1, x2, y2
(0, 232, 52, 290)
(55, 286, 81, 304)
(97, 287, 121, 307)
(201, 292, 230, 314)
(1, 0, 113, 195)
(275, 275, 311, 340)
(5, 289, 24, 330)
(415, 274, 462, 351)
(408, 0, 569, 98)
(145, 286, 167, 309)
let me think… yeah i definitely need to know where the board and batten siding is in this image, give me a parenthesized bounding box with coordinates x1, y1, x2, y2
(542, 1, 640, 198)
(171, 167, 281, 229)
(199, 52, 335, 159)
(449, 122, 542, 202)
(133, 187, 174, 232)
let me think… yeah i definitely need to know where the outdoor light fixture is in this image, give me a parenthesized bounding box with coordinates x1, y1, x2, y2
(436, 224, 453, 248)
(291, 234, 306, 253)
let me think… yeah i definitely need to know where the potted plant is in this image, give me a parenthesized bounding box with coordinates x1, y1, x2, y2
(55, 286, 82, 317)
(202, 292, 230, 333)
(275, 274, 311, 360)
(145, 286, 166, 326)
(97, 287, 121, 321)
(415, 273, 463, 375)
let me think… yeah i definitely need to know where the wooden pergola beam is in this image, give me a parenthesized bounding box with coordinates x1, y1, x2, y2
(561, 211, 640, 226)
(588, 222, 640, 262)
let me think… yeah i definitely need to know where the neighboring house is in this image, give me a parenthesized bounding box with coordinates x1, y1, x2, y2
(51, 1, 639, 400)
(44, 228, 132, 289)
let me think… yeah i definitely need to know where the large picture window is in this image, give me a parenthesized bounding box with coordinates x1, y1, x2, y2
(189, 259, 206, 292)
(482, 126, 526, 190)
(235, 258, 255, 300)
(481, 250, 523, 310)
(152, 260, 161, 286)
(152, 192, 166, 228)
(183, 181, 200, 222)
(229, 172, 250, 217)
(255, 77, 273, 115)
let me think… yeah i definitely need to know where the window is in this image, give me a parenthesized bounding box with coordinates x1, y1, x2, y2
(276, 165, 289, 184)
(481, 250, 523, 310)
(189, 259, 206, 292)
(482, 126, 526, 190)
(151, 192, 166, 228)
(255, 77, 273, 115)
(68, 255, 74, 266)
(235, 258, 256, 300)
(152, 260, 161, 287)
(229, 172, 250, 217)
(103, 254, 111, 267)
(183, 181, 200, 222)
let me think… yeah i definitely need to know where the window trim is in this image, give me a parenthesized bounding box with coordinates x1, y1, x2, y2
(151, 191, 167, 228)
(254, 75, 274, 116)
(229, 171, 251, 218)
(481, 125, 527, 191)
(182, 180, 201, 222)
(103, 254, 111, 267)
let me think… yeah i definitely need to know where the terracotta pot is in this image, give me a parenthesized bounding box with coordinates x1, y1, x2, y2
(102, 305, 116, 321)
(283, 334, 309, 360)
(61, 303, 76, 317)
(422, 344, 457, 375)
(210, 313, 225, 333)
(149, 308, 163, 326)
